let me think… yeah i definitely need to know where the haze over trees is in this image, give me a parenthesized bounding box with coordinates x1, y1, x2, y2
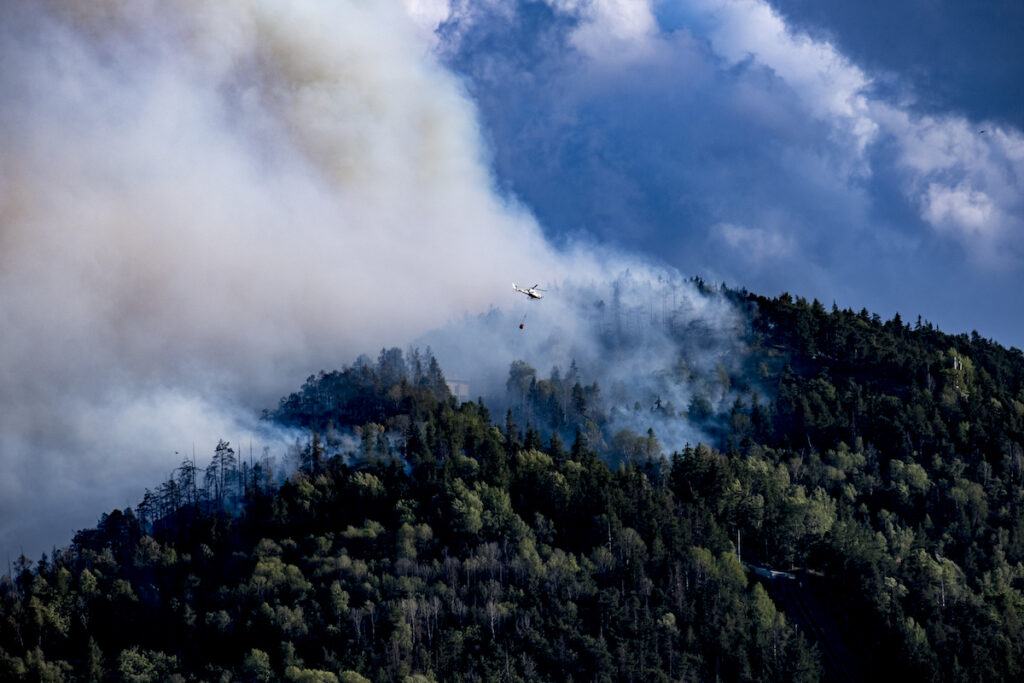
(3, 286, 1024, 681)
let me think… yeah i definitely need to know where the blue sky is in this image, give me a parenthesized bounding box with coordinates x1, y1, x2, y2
(419, 0, 1024, 347)
(768, 0, 1024, 131)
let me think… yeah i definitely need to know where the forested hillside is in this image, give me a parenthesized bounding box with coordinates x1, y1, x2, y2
(3, 288, 1024, 681)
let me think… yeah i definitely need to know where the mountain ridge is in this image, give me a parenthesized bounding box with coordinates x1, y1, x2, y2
(3, 285, 1023, 681)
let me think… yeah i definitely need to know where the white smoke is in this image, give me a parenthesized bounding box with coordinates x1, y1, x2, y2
(0, 0, 568, 560)
(420, 261, 750, 456)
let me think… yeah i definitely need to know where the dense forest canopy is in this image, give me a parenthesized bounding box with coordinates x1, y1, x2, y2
(3, 286, 1024, 681)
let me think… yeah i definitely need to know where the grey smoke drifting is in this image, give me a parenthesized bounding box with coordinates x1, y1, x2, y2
(420, 266, 750, 456)
(0, 0, 568, 560)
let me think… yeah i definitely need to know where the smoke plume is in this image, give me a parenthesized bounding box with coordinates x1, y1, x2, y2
(0, 0, 572, 560)
(421, 265, 750, 457)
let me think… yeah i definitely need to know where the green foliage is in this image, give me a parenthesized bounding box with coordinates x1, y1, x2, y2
(117, 647, 179, 682)
(0, 380, 820, 682)
(338, 673, 371, 683)
(242, 648, 274, 682)
(9, 291, 1024, 680)
(734, 291, 1024, 680)
(269, 347, 450, 430)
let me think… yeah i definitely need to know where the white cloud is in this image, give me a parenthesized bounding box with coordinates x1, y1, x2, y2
(685, 0, 1024, 262)
(873, 105, 1024, 260)
(713, 222, 793, 259)
(692, 0, 877, 159)
(546, 0, 658, 60)
(922, 182, 995, 238)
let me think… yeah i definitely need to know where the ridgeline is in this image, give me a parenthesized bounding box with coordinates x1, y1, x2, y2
(3, 288, 1024, 681)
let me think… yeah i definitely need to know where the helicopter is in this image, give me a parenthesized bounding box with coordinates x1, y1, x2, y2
(513, 283, 544, 299)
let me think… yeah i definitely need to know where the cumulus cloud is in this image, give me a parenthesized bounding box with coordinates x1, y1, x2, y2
(922, 183, 995, 239)
(690, 0, 1024, 261)
(713, 222, 793, 259)
(693, 0, 878, 159)
(874, 107, 1024, 262)
(0, 0, 566, 559)
(547, 0, 658, 59)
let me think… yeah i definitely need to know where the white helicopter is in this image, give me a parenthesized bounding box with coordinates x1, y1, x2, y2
(513, 283, 544, 299)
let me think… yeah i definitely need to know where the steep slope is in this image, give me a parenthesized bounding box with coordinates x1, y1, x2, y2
(4, 289, 1024, 681)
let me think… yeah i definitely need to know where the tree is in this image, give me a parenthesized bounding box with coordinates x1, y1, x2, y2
(205, 440, 237, 505)
(506, 360, 536, 410)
